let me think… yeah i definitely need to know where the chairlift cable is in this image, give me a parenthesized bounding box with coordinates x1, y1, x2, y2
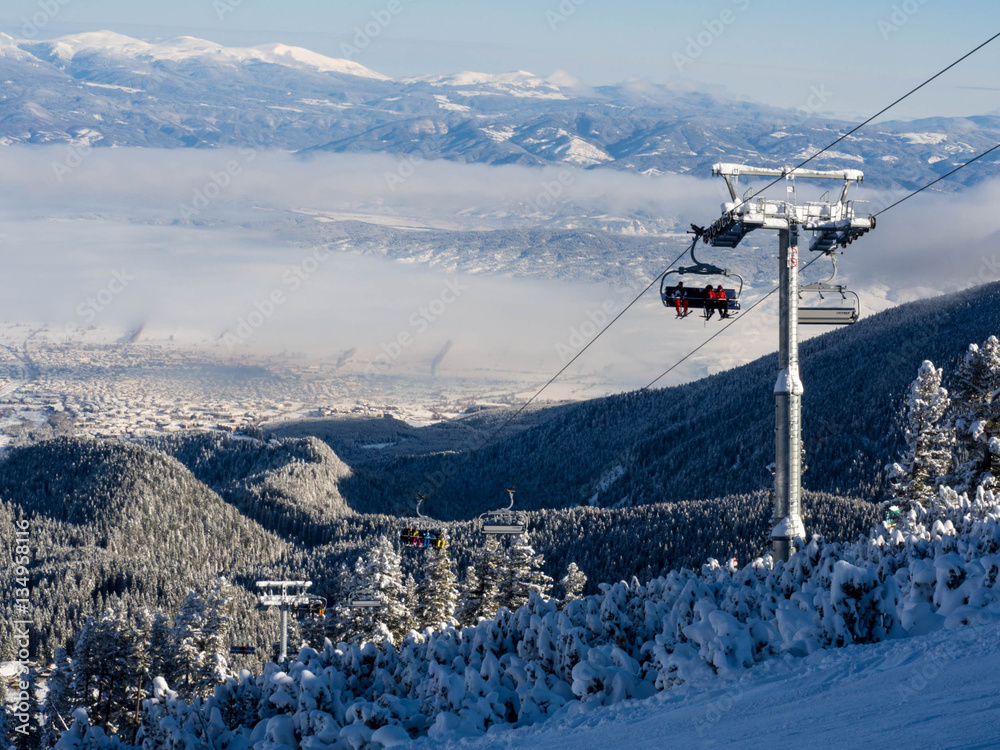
(723, 31, 1000, 212)
(475, 238, 696, 452)
(873, 141, 1000, 217)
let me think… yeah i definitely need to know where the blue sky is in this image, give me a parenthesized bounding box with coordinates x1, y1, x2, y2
(2, 0, 998, 119)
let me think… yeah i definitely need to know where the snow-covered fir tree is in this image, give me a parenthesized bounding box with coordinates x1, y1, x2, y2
(402, 572, 419, 635)
(62, 610, 138, 738)
(887, 360, 953, 510)
(171, 580, 233, 699)
(146, 612, 173, 686)
(324, 561, 353, 645)
(414, 545, 459, 630)
(559, 561, 588, 604)
(456, 537, 504, 626)
(40, 649, 73, 749)
(498, 534, 552, 611)
(199, 578, 234, 693)
(341, 536, 411, 646)
(949, 335, 1000, 491)
(171, 591, 207, 698)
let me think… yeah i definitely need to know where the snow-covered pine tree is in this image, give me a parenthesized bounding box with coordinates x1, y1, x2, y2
(498, 534, 552, 611)
(414, 546, 459, 630)
(198, 578, 233, 695)
(559, 562, 587, 604)
(324, 562, 353, 645)
(40, 648, 73, 749)
(454, 565, 480, 628)
(123, 610, 153, 744)
(949, 336, 1000, 491)
(172, 591, 206, 699)
(886, 360, 953, 510)
(456, 537, 504, 625)
(64, 610, 135, 737)
(402, 573, 419, 636)
(342, 536, 411, 646)
(147, 612, 173, 686)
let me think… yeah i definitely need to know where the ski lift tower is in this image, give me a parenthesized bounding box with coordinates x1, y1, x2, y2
(256, 580, 312, 662)
(703, 163, 875, 561)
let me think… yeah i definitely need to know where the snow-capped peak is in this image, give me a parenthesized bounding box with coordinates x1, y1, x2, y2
(249, 42, 388, 79)
(21, 31, 388, 80)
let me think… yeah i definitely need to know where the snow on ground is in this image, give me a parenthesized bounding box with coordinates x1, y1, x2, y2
(898, 132, 949, 146)
(429, 619, 1000, 749)
(434, 95, 471, 112)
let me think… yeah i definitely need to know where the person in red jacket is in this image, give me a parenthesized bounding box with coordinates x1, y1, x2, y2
(671, 281, 689, 318)
(715, 284, 730, 318)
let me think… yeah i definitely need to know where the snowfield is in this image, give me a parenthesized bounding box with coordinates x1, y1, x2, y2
(434, 618, 1000, 749)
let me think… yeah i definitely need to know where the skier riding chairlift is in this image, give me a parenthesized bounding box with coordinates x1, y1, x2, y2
(672, 281, 690, 318)
(703, 284, 716, 320)
(715, 284, 730, 319)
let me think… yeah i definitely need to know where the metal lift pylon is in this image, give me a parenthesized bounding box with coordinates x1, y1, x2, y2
(256, 580, 313, 662)
(704, 163, 875, 561)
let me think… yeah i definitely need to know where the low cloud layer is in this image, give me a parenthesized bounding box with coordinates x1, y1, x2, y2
(1, 147, 997, 395)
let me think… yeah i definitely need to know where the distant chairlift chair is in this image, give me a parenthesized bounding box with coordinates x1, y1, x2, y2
(349, 587, 381, 608)
(399, 493, 447, 549)
(480, 488, 527, 536)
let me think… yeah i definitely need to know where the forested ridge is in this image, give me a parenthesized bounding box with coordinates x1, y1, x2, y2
(0, 434, 875, 664)
(330, 281, 1000, 519)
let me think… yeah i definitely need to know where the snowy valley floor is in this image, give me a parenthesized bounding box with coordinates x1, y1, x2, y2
(421, 620, 1000, 750)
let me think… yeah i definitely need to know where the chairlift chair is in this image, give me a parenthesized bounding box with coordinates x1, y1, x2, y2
(480, 488, 527, 536)
(293, 596, 327, 618)
(797, 252, 860, 326)
(349, 588, 381, 608)
(661, 227, 744, 318)
(399, 493, 448, 549)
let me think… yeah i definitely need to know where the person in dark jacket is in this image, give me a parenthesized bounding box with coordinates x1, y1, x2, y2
(703, 284, 716, 320)
(715, 284, 730, 318)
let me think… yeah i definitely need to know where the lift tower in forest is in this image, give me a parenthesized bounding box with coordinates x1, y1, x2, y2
(256, 580, 313, 662)
(702, 163, 876, 561)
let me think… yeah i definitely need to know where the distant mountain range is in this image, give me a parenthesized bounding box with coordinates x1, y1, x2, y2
(3, 31, 1000, 187)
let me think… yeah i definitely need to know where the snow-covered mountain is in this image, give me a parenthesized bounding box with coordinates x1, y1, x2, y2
(2, 31, 1000, 186)
(17, 30, 387, 79)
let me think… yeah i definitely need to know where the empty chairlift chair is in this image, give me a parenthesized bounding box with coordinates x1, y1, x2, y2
(797, 253, 860, 326)
(349, 587, 381, 608)
(480, 488, 527, 536)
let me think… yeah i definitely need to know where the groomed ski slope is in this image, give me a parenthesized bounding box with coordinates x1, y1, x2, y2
(422, 619, 1000, 750)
